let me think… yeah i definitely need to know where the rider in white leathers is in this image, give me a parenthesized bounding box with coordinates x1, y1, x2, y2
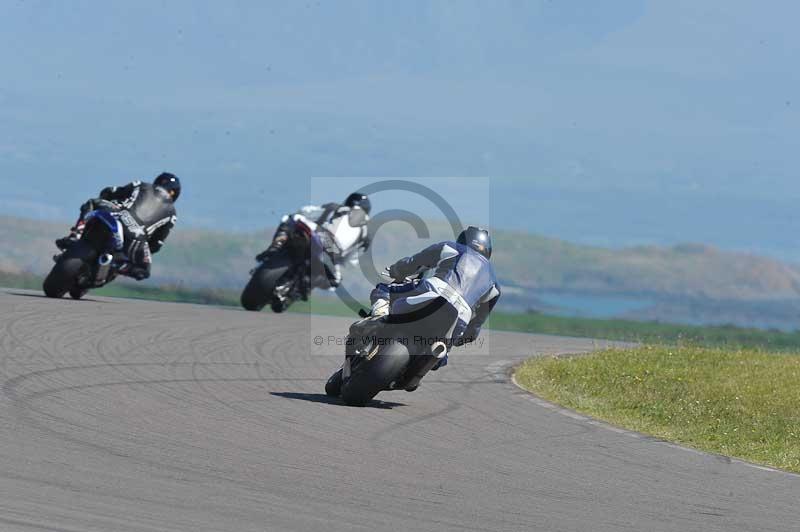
(256, 192, 371, 288)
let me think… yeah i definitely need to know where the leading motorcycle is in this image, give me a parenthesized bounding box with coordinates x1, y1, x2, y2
(43, 204, 128, 299)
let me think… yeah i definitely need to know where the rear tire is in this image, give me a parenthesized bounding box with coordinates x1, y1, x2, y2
(340, 341, 410, 407)
(43, 243, 95, 299)
(69, 287, 88, 300)
(325, 368, 343, 397)
(240, 251, 293, 312)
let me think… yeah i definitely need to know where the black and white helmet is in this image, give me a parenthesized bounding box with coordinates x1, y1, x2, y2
(457, 226, 492, 259)
(344, 192, 371, 215)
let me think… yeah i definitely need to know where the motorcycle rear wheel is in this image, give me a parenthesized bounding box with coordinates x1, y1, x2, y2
(340, 341, 410, 407)
(69, 287, 88, 300)
(43, 243, 96, 299)
(240, 250, 293, 312)
(325, 368, 344, 397)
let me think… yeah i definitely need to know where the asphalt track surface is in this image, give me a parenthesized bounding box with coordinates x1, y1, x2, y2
(0, 289, 797, 532)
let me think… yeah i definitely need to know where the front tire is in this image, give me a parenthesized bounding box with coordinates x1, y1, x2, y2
(43, 243, 95, 298)
(340, 341, 410, 406)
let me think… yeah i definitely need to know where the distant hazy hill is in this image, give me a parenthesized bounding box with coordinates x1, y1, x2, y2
(3, 215, 800, 327)
(491, 230, 800, 301)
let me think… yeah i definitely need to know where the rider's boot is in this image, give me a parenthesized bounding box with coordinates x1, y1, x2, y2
(397, 342, 449, 392)
(325, 263, 342, 289)
(271, 280, 292, 312)
(297, 274, 310, 301)
(55, 220, 86, 250)
(255, 227, 289, 261)
(270, 298, 289, 313)
(395, 354, 437, 392)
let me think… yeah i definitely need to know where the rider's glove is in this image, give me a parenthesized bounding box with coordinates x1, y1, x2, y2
(381, 266, 395, 281)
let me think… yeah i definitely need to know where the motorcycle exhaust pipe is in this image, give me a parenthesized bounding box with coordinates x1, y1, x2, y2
(398, 341, 448, 391)
(95, 253, 113, 284)
(430, 341, 448, 359)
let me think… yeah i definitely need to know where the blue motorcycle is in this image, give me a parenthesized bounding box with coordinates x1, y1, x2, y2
(43, 207, 129, 299)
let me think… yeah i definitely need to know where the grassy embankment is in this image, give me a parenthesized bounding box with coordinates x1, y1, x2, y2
(0, 270, 355, 316)
(488, 311, 800, 351)
(7, 213, 800, 330)
(515, 346, 800, 473)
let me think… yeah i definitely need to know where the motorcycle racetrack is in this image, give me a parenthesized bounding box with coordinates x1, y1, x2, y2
(0, 289, 796, 532)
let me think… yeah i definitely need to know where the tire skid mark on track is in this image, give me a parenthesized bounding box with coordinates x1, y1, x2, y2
(0, 290, 797, 532)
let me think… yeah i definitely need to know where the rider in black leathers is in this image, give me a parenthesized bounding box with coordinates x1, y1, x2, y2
(55, 172, 181, 280)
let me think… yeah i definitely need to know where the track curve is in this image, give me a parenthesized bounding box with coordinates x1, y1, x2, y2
(0, 289, 796, 531)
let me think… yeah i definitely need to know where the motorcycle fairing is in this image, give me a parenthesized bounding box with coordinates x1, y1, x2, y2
(85, 210, 125, 251)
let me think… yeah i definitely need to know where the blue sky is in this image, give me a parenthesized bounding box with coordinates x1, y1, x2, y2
(0, 1, 798, 258)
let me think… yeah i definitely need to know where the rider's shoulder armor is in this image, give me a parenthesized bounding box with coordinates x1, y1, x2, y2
(434, 241, 498, 308)
(126, 183, 176, 233)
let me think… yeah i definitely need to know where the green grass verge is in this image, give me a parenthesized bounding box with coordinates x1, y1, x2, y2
(515, 346, 800, 473)
(487, 311, 800, 351)
(5, 268, 800, 350)
(0, 269, 359, 316)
